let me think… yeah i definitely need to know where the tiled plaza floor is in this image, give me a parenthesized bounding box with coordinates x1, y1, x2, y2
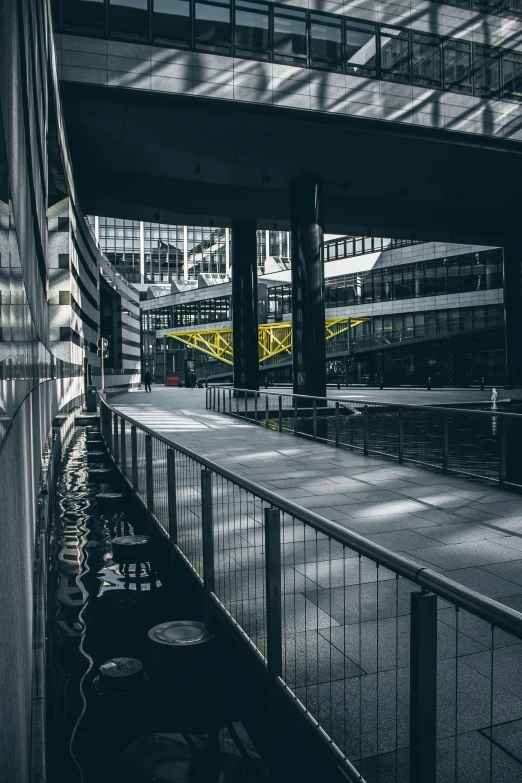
(110, 386, 522, 779)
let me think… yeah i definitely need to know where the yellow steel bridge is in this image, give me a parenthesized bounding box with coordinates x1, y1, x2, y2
(164, 317, 368, 366)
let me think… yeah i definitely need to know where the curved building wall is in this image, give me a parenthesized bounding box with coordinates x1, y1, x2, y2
(0, 1, 139, 780)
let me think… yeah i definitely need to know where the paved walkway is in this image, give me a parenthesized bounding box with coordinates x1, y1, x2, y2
(112, 386, 522, 605)
(110, 386, 522, 779)
(263, 387, 508, 406)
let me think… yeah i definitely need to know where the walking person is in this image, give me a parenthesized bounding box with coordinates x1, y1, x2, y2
(144, 369, 152, 393)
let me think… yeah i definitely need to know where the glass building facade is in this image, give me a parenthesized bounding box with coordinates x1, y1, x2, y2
(54, 0, 522, 103)
(89, 217, 290, 284)
(268, 248, 503, 318)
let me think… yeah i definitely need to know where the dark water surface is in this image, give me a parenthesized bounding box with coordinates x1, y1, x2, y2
(47, 428, 267, 783)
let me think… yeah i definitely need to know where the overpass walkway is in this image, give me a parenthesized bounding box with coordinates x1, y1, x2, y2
(110, 386, 522, 781)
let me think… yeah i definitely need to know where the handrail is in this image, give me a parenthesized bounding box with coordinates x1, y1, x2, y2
(101, 394, 522, 641)
(210, 385, 517, 419)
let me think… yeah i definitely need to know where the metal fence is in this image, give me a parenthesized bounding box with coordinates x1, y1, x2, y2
(100, 396, 522, 783)
(207, 387, 522, 491)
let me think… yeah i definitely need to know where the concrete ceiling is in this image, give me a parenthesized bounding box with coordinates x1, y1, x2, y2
(61, 82, 522, 245)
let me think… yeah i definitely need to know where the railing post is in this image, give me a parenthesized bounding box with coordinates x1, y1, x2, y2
(294, 397, 298, 436)
(442, 411, 449, 474)
(222, 388, 225, 412)
(335, 401, 340, 447)
(409, 591, 437, 783)
(213, 386, 216, 410)
(244, 391, 248, 420)
(265, 394, 269, 428)
(107, 407, 113, 454)
(236, 390, 240, 415)
(217, 388, 220, 412)
(363, 405, 369, 455)
(145, 434, 154, 517)
(278, 395, 282, 432)
(120, 419, 126, 477)
(113, 414, 119, 466)
(229, 388, 232, 413)
(201, 468, 215, 626)
(254, 393, 258, 423)
(499, 415, 506, 488)
(167, 447, 177, 544)
(264, 507, 282, 677)
(313, 398, 317, 439)
(131, 425, 138, 491)
(398, 408, 404, 464)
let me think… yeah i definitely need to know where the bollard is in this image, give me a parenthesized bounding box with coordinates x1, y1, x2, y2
(427, 376, 432, 391)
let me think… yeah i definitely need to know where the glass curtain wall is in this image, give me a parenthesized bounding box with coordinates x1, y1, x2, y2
(268, 248, 502, 315)
(54, 0, 522, 102)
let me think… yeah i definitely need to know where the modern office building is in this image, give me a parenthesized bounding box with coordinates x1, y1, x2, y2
(4, 0, 522, 780)
(142, 237, 504, 386)
(88, 215, 291, 285)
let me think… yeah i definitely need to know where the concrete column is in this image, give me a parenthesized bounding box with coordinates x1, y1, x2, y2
(183, 225, 188, 280)
(503, 241, 522, 396)
(139, 220, 145, 283)
(290, 179, 326, 397)
(231, 219, 259, 392)
(225, 227, 230, 275)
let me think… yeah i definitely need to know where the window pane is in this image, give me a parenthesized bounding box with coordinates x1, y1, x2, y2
(274, 8, 307, 64)
(310, 13, 342, 70)
(474, 45, 500, 98)
(443, 40, 472, 93)
(412, 33, 441, 88)
(380, 27, 411, 83)
(153, 0, 191, 47)
(503, 51, 522, 102)
(64, 0, 105, 36)
(501, 0, 522, 18)
(473, 0, 499, 12)
(235, 0, 269, 58)
(109, 0, 149, 42)
(195, 0, 231, 53)
(346, 21, 377, 76)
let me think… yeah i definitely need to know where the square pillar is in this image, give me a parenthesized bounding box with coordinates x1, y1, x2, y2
(291, 179, 326, 398)
(231, 219, 259, 392)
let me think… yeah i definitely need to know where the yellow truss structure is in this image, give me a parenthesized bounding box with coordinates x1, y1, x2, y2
(165, 317, 368, 366)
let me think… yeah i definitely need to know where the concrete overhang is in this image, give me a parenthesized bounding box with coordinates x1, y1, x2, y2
(61, 82, 522, 246)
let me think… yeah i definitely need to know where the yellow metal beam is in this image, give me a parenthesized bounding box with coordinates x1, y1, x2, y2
(165, 317, 368, 365)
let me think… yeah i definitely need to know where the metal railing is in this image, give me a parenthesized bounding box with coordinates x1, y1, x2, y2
(207, 387, 522, 491)
(100, 394, 522, 783)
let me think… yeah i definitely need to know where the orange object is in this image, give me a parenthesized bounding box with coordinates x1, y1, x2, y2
(166, 376, 179, 386)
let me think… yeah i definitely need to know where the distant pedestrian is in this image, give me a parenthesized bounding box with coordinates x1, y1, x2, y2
(144, 370, 151, 393)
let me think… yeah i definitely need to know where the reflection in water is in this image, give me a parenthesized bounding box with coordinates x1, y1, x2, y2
(47, 429, 267, 783)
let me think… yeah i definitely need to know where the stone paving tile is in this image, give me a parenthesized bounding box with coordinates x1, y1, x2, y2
(363, 529, 443, 551)
(463, 644, 522, 700)
(293, 558, 396, 588)
(437, 605, 522, 650)
(435, 567, 522, 599)
(319, 615, 487, 674)
(483, 720, 522, 765)
(406, 541, 522, 570)
(280, 630, 363, 687)
(482, 559, 522, 587)
(411, 508, 464, 524)
(341, 499, 430, 518)
(419, 523, 509, 545)
(305, 581, 419, 626)
(225, 592, 338, 638)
